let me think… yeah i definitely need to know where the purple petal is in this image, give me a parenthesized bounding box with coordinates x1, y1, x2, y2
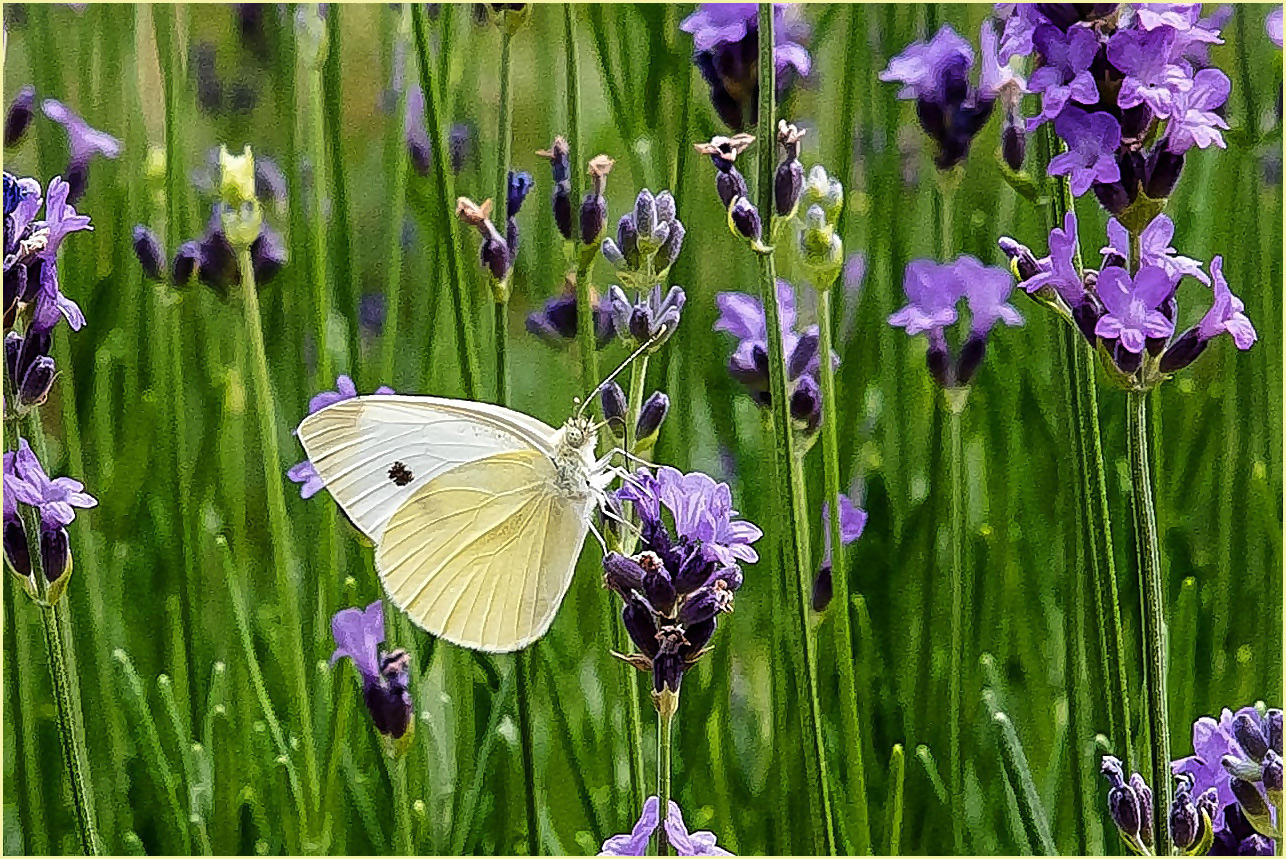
(330, 601, 385, 681)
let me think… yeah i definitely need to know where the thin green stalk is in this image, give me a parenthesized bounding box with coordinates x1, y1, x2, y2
(390, 758, 413, 855)
(319, 673, 352, 852)
(619, 353, 650, 814)
(410, 3, 481, 396)
(565, 4, 599, 401)
(42, 602, 102, 855)
(656, 706, 675, 856)
(378, 7, 412, 388)
(1128, 390, 1171, 854)
(515, 653, 540, 854)
(945, 398, 965, 856)
(985, 694, 1057, 855)
(493, 24, 514, 405)
(756, 7, 833, 853)
(815, 282, 870, 854)
(885, 744, 905, 856)
(1042, 124, 1132, 770)
(236, 246, 320, 820)
(322, 6, 359, 371)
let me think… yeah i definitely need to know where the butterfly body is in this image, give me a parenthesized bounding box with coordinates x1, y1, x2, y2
(297, 396, 609, 652)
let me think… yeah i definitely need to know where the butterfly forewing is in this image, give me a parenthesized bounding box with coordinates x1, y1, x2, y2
(296, 395, 558, 542)
(376, 449, 593, 652)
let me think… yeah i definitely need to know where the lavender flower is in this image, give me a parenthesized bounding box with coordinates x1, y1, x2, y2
(598, 796, 732, 856)
(1164, 68, 1231, 154)
(811, 493, 868, 611)
(1171, 706, 1276, 830)
(1016, 211, 1084, 304)
(609, 466, 759, 697)
(1048, 107, 1122, 197)
(4, 174, 91, 334)
(1094, 265, 1176, 356)
(331, 601, 413, 741)
(880, 22, 1011, 168)
(40, 99, 121, 203)
(606, 283, 685, 352)
(1024, 24, 1100, 130)
(526, 286, 616, 348)
(681, 3, 811, 131)
(1270, 7, 1283, 48)
(288, 376, 395, 499)
(1107, 27, 1192, 119)
(4, 438, 96, 592)
(1101, 215, 1209, 286)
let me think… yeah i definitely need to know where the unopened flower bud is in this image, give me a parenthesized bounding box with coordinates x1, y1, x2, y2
(1267, 709, 1282, 755)
(1169, 777, 1201, 851)
(251, 224, 287, 285)
(17, 355, 55, 408)
(790, 375, 822, 435)
(615, 214, 640, 268)
(1230, 777, 1272, 826)
(601, 237, 626, 268)
(1101, 757, 1141, 840)
(728, 196, 762, 242)
(1261, 751, 1282, 794)
(622, 595, 659, 658)
(133, 225, 166, 281)
(600, 381, 627, 439)
(811, 562, 833, 611)
(580, 192, 607, 245)
(635, 391, 669, 441)
(956, 332, 987, 387)
(653, 219, 685, 271)
(802, 164, 843, 225)
(537, 136, 570, 184)
(551, 181, 573, 240)
(1146, 146, 1185, 200)
(1234, 713, 1271, 762)
(6, 85, 35, 149)
(40, 524, 70, 584)
(927, 331, 951, 389)
(634, 189, 657, 246)
(603, 551, 646, 593)
(173, 241, 200, 286)
(1002, 108, 1026, 172)
(678, 581, 733, 625)
(655, 191, 676, 225)
(1130, 773, 1153, 848)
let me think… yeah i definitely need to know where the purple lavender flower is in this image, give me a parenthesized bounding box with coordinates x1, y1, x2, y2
(1174, 6, 1232, 66)
(5, 85, 35, 149)
(1048, 107, 1121, 196)
(1094, 265, 1177, 354)
(1134, 3, 1226, 58)
(881, 24, 975, 101)
(1270, 7, 1284, 48)
(996, 4, 1049, 64)
(1195, 256, 1256, 349)
(811, 493, 868, 611)
(598, 796, 733, 856)
(1024, 24, 1100, 130)
(331, 601, 413, 740)
(40, 99, 121, 202)
(681, 3, 811, 131)
(959, 254, 1023, 335)
(1019, 211, 1084, 303)
(4, 437, 97, 528)
(888, 259, 961, 336)
(617, 466, 763, 566)
(1172, 706, 1273, 830)
(1165, 68, 1231, 154)
(1102, 215, 1210, 286)
(14, 176, 92, 333)
(288, 376, 394, 499)
(1106, 27, 1192, 118)
(526, 290, 616, 348)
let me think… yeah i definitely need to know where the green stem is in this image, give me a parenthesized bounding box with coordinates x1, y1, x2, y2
(816, 283, 870, 854)
(322, 6, 359, 372)
(493, 25, 514, 405)
(946, 398, 965, 856)
(410, 3, 481, 397)
(756, 6, 832, 853)
(378, 7, 412, 388)
(236, 246, 320, 820)
(565, 5, 599, 404)
(41, 602, 102, 855)
(655, 707, 674, 856)
(515, 653, 540, 854)
(618, 352, 650, 812)
(1042, 124, 1132, 771)
(1128, 391, 1171, 854)
(391, 758, 413, 855)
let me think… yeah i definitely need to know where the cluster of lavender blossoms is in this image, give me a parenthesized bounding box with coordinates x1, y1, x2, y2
(889, 254, 1024, 389)
(680, 3, 811, 132)
(3, 172, 98, 604)
(997, 4, 1231, 210)
(456, 168, 534, 295)
(605, 467, 761, 709)
(598, 795, 731, 856)
(1102, 705, 1281, 855)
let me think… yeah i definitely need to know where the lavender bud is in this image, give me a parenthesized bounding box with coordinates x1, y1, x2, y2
(600, 381, 627, 439)
(998, 237, 1041, 282)
(1146, 146, 1185, 200)
(5, 85, 35, 149)
(173, 241, 200, 286)
(641, 559, 676, 615)
(251, 224, 287, 285)
(552, 181, 573, 240)
(603, 551, 645, 594)
(1002, 108, 1026, 172)
(616, 214, 640, 268)
(1072, 290, 1104, 345)
(652, 651, 683, 694)
(1102, 757, 1141, 839)
(506, 170, 534, 220)
(622, 596, 659, 658)
(956, 333, 987, 386)
(1267, 709, 1282, 755)
(1112, 340, 1142, 375)
(601, 237, 626, 267)
(133, 225, 166, 281)
(3, 519, 30, 580)
(714, 565, 743, 592)
(790, 375, 822, 435)
(1230, 777, 1271, 821)
(1131, 773, 1154, 847)
(634, 189, 657, 244)
(787, 330, 819, 380)
(40, 525, 70, 584)
(1169, 779, 1200, 851)
(672, 544, 718, 594)
(812, 562, 833, 611)
(927, 332, 951, 389)
(775, 157, 803, 218)
(655, 191, 676, 225)
(677, 581, 732, 625)
(480, 234, 509, 280)
(729, 196, 762, 242)
(653, 219, 685, 271)
(17, 355, 55, 408)
(579, 192, 606, 245)
(1159, 328, 1207, 373)
(1093, 180, 1131, 217)
(4, 331, 20, 380)
(1262, 751, 1282, 793)
(364, 650, 412, 739)
(715, 168, 749, 209)
(682, 617, 717, 654)
(1234, 713, 1271, 762)
(635, 391, 669, 441)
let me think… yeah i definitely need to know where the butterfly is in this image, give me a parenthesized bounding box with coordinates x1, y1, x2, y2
(295, 345, 655, 654)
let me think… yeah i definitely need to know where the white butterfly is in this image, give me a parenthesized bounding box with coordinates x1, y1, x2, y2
(297, 395, 615, 653)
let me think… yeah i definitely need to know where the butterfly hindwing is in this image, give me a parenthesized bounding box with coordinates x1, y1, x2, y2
(376, 449, 592, 652)
(296, 395, 558, 543)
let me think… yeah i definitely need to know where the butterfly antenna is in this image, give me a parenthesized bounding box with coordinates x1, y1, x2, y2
(575, 325, 668, 421)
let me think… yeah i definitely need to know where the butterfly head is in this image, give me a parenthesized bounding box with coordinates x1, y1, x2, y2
(557, 415, 598, 458)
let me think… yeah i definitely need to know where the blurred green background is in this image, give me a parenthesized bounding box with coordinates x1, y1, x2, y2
(2, 3, 1281, 855)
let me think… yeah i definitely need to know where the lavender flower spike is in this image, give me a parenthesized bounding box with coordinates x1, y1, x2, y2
(1048, 107, 1121, 197)
(331, 601, 413, 740)
(1094, 265, 1176, 354)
